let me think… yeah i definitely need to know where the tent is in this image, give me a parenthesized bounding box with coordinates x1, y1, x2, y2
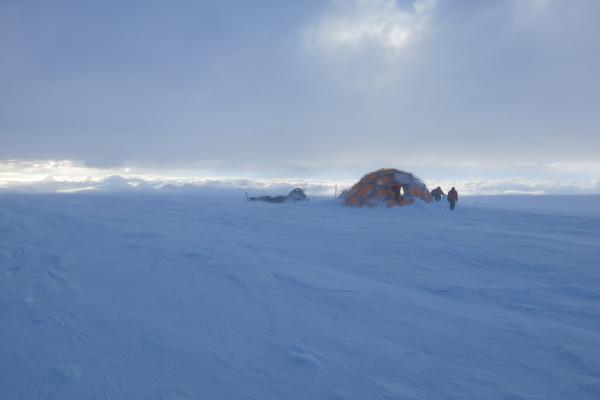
(340, 169, 432, 207)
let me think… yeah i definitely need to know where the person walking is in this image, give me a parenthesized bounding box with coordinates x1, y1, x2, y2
(430, 186, 445, 201)
(447, 187, 458, 210)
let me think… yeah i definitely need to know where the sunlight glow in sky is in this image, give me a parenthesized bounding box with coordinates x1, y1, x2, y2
(1, 159, 598, 196)
(1, 0, 598, 194)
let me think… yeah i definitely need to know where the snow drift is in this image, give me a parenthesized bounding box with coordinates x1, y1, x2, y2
(1, 193, 599, 399)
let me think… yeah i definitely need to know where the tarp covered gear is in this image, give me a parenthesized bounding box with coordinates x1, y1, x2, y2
(249, 188, 308, 204)
(340, 169, 432, 208)
(286, 188, 308, 201)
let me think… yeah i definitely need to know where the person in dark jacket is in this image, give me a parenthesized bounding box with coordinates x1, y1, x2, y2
(447, 187, 458, 210)
(430, 186, 445, 201)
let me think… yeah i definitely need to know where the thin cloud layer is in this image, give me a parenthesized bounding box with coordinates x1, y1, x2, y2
(0, 1, 598, 181)
(304, 0, 436, 53)
(1, 159, 598, 195)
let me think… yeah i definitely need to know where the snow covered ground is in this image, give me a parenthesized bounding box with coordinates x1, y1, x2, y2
(1, 192, 599, 399)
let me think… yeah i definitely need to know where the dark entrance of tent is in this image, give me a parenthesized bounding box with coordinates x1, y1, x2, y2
(390, 184, 410, 201)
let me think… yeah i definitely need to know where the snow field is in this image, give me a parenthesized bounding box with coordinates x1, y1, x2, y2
(1, 193, 599, 399)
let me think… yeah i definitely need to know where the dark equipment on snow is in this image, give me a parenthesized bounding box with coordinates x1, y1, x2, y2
(248, 188, 308, 204)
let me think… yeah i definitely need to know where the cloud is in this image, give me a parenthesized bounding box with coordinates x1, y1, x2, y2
(2, 1, 598, 171)
(428, 178, 600, 196)
(522, 0, 554, 11)
(545, 161, 600, 176)
(0, 160, 339, 195)
(1, 159, 599, 196)
(304, 0, 436, 54)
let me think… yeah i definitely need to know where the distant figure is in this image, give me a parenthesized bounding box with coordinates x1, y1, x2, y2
(447, 187, 458, 210)
(430, 186, 445, 201)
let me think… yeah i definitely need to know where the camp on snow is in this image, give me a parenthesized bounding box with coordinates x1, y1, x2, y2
(340, 168, 432, 207)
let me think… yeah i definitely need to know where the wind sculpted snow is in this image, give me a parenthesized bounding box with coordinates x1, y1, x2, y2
(1, 193, 599, 399)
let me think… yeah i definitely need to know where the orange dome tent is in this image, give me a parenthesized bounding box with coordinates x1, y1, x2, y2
(340, 169, 432, 208)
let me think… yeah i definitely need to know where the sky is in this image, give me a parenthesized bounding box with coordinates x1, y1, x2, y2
(1, 0, 599, 193)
